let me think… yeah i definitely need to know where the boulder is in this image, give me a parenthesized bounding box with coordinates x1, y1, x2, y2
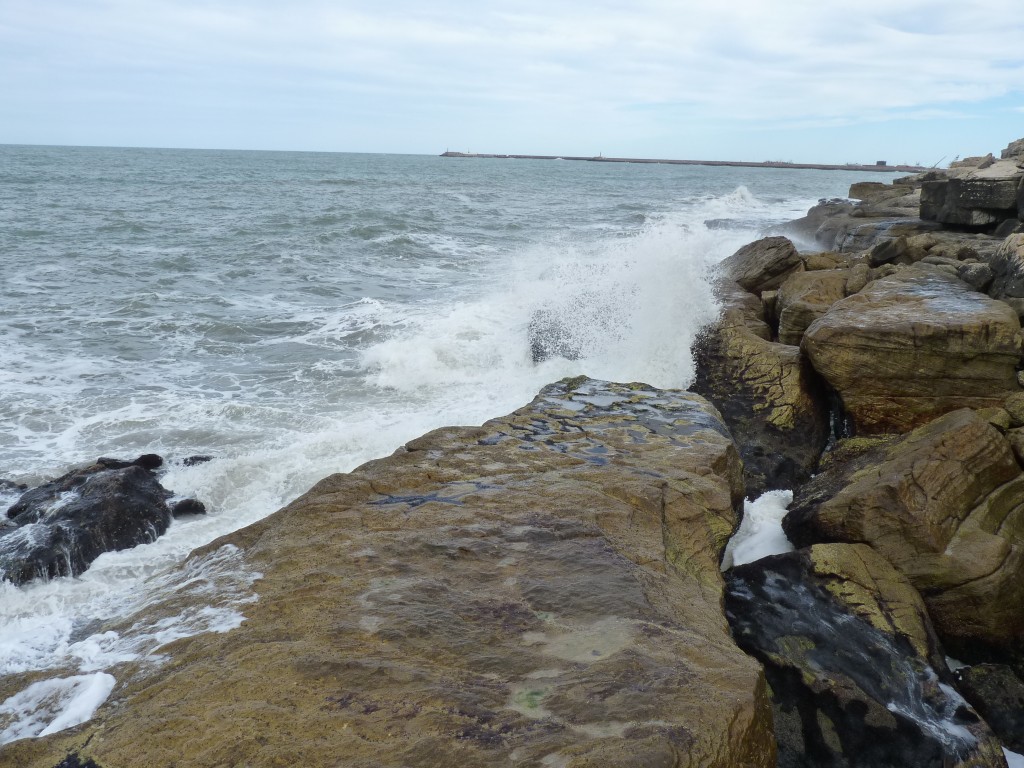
(725, 543, 1007, 768)
(784, 408, 1024, 659)
(867, 235, 914, 266)
(1001, 137, 1024, 161)
(953, 664, 1024, 752)
(957, 262, 994, 292)
(2, 379, 776, 768)
(692, 281, 830, 498)
(718, 236, 803, 293)
(988, 233, 1024, 299)
(775, 269, 848, 346)
(837, 218, 942, 253)
(802, 265, 1023, 434)
(1, 462, 173, 585)
(921, 160, 1024, 228)
(778, 199, 855, 250)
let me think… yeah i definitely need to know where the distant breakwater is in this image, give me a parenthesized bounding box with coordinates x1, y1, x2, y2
(440, 150, 929, 174)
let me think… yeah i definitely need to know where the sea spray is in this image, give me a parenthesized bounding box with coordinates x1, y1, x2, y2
(0, 145, 899, 738)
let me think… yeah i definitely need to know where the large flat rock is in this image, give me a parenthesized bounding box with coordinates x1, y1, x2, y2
(802, 265, 1022, 433)
(2, 379, 775, 768)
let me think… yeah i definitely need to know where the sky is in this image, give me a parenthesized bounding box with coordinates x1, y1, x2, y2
(1, 0, 1023, 164)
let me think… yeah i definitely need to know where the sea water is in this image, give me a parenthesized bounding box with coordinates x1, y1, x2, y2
(0, 144, 899, 741)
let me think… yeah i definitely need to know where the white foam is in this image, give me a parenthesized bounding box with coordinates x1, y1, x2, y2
(721, 490, 795, 569)
(0, 673, 115, 744)
(0, 178, 822, 708)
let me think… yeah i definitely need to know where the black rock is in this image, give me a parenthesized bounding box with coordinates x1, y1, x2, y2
(95, 454, 163, 471)
(954, 664, 1024, 752)
(0, 463, 173, 584)
(182, 454, 214, 466)
(725, 550, 1000, 768)
(52, 753, 104, 768)
(171, 498, 207, 517)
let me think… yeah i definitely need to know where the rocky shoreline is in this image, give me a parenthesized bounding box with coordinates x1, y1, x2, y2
(3, 138, 1024, 767)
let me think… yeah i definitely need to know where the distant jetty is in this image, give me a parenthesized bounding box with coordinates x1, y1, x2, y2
(440, 151, 928, 174)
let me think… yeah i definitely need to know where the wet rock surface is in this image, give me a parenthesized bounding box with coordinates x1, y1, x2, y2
(801, 265, 1022, 433)
(953, 664, 1024, 752)
(1, 461, 173, 585)
(784, 409, 1024, 659)
(3, 379, 775, 768)
(0, 456, 205, 585)
(725, 544, 1007, 768)
(691, 280, 830, 498)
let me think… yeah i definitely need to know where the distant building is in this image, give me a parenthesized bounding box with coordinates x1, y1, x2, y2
(876, 160, 887, 166)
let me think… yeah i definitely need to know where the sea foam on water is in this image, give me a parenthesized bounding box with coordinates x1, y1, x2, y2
(0, 146, 895, 743)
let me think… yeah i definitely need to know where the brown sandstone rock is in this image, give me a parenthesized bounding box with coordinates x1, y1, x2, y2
(785, 408, 1024, 659)
(718, 236, 803, 293)
(691, 281, 829, 498)
(725, 543, 1007, 768)
(802, 265, 1023, 434)
(775, 269, 848, 346)
(0, 379, 775, 768)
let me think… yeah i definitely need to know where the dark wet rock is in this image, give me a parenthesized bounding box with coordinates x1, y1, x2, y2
(802, 265, 1022, 434)
(784, 408, 1024, 660)
(953, 663, 1024, 752)
(170, 498, 206, 517)
(691, 280, 830, 498)
(3, 378, 776, 767)
(0, 478, 28, 493)
(725, 544, 1007, 768)
(1, 464, 173, 584)
(718, 236, 803, 293)
(182, 455, 213, 466)
(95, 454, 163, 471)
(52, 754, 105, 768)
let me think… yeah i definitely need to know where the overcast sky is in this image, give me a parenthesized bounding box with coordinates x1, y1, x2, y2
(2, 0, 1022, 164)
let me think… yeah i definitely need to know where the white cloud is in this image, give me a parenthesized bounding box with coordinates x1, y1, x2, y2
(1, 0, 1022, 155)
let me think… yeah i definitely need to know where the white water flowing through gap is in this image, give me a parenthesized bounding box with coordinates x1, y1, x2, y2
(0, 146, 903, 743)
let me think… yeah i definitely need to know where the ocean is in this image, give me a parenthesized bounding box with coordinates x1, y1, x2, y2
(0, 144, 899, 742)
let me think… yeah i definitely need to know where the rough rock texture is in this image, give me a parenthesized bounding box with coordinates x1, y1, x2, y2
(921, 159, 1024, 228)
(1002, 138, 1024, 160)
(1, 379, 776, 768)
(775, 269, 849, 346)
(802, 265, 1023, 434)
(725, 543, 1006, 768)
(718, 236, 803, 293)
(691, 281, 830, 498)
(0, 462, 173, 585)
(988, 233, 1024, 300)
(784, 408, 1024, 659)
(954, 664, 1024, 752)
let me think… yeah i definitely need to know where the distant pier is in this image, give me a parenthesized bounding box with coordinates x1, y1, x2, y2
(440, 151, 928, 174)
